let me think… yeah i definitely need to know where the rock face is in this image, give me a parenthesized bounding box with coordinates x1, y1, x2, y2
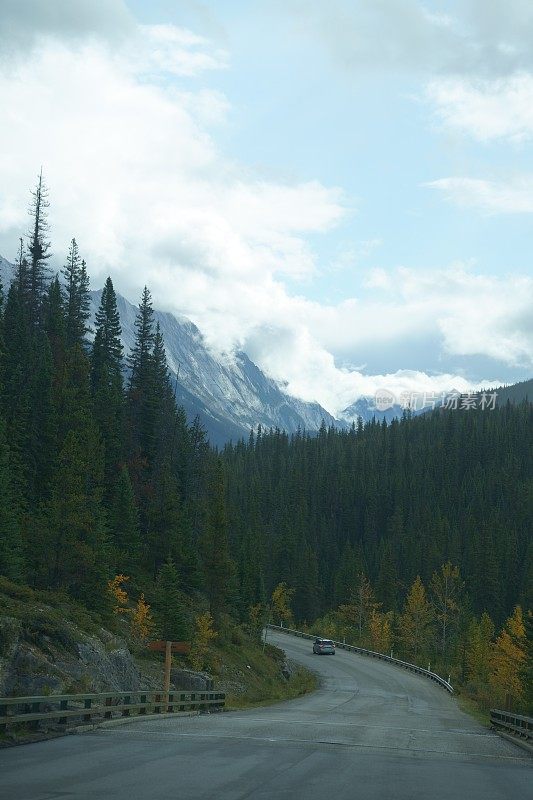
(171, 668, 214, 692)
(0, 614, 155, 696)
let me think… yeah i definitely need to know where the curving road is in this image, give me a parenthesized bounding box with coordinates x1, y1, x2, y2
(1, 630, 530, 799)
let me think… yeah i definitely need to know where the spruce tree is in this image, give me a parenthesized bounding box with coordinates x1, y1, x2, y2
(127, 286, 156, 467)
(26, 170, 51, 327)
(108, 465, 142, 573)
(91, 277, 124, 488)
(199, 460, 236, 623)
(0, 414, 24, 580)
(62, 239, 90, 348)
(153, 558, 190, 641)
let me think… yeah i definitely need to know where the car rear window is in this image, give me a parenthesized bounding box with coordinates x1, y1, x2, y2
(321, 640, 334, 646)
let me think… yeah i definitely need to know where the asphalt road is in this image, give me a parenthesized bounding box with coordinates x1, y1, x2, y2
(1, 630, 530, 800)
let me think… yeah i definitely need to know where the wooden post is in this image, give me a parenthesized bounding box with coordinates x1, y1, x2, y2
(163, 640, 172, 711)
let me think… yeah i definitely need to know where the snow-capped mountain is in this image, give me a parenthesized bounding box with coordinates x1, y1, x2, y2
(340, 397, 407, 424)
(88, 289, 339, 446)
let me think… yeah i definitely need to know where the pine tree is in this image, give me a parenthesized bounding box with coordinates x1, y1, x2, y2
(45, 275, 66, 370)
(153, 558, 190, 641)
(108, 465, 142, 573)
(26, 170, 51, 327)
(91, 277, 124, 489)
(128, 286, 154, 394)
(41, 425, 109, 609)
(127, 286, 156, 474)
(0, 414, 24, 579)
(62, 239, 90, 348)
(199, 461, 236, 622)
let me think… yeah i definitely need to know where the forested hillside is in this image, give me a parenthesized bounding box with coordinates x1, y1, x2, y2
(0, 178, 531, 712)
(224, 407, 532, 625)
(0, 177, 234, 638)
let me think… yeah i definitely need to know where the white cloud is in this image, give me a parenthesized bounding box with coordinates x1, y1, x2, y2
(281, 0, 533, 77)
(426, 73, 533, 141)
(426, 176, 533, 214)
(123, 24, 228, 77)
(0, 0, 135, 54)
(0, 6, 529, 418)
(233, 262, 532, 414)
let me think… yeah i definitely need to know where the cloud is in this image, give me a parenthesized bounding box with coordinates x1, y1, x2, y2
(281, 0, 533, 77)
(0, 5, 529, 417)
(425, 176, 533, 214)
(0, 29, 346, 389)
(233, 262, 532, 414)
(426, 73, 533, 141)
(0, 0, 135, 52)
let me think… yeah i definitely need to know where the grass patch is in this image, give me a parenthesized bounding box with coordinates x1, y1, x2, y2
(224, 665, 318, 710)
(455, 691, 491, 727)
(208, 623, 318, 711)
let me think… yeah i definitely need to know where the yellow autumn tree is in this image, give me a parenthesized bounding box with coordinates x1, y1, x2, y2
(337, 573, 380, 643)
(189, 611, 217, 671)
(466, 612, 495, 684)
(399, 576, 433, 662)
(489, 605, 526, 708)
(248, 602, 269, 642)
(271, 582, 294, 626)
(107, 574, 130, 614)
(369, 610, 392, 654)
(430, 562, 464, 664)
(130, 593, 155, 647)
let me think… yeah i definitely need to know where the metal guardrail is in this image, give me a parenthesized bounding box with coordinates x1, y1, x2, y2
(0, 689, 225, 731)
(267, 624, 454, 693)
(490, 709, 533, 741)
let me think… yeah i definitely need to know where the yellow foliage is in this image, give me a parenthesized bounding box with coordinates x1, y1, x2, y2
(466, 612, 494, 684)
(271, 582, 294, 625)
(369, 610, 392, 654)
(399, 576, 433, 662)
(131, 593, 154, 644)
(430, 562, 464, 659)
(248, 603, 269, 640)
(107, 574, 129, 613)
(489, 606, 526, 707)
(189, 611, 217, 671)
(348, 573, 381, 638)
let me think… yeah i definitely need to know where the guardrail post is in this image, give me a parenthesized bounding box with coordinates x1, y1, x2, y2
(104, 696, 112, 720)
(122, 695, 131, 717)
(83, 698, 92, 723)
(168, 692, 175, 713)
(139, 693, 147, 715)
(59, 699, 68, 726)
(0, 701, 7, 732)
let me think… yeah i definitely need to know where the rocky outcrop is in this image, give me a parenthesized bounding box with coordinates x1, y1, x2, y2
(0, 613, 161, 696)
(171, 668, 214, 692)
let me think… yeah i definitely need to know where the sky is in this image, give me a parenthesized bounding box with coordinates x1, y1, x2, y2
(0, 0, 532, 415)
